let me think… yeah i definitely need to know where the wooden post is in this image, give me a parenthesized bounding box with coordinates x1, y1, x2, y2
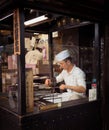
(13, 8, 26, 115)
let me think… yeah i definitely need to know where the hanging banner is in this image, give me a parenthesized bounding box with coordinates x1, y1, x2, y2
(13, 8, 21, 55)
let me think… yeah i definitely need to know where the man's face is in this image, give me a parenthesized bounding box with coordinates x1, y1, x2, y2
(57, 60, 69, 70)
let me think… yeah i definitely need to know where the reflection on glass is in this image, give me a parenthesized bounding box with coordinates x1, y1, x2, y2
(0, 47, 18, 112)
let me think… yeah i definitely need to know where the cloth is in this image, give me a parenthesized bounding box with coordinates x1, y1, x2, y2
(56, 65, 86, 98)
(25, 49, 43, 64)
(43, 92, 86, 103)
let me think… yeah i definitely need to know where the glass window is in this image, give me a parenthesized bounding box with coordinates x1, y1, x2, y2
(0, 8, 100, 114)
(24, 9, 100, 113)
(0, 13, 19, 113)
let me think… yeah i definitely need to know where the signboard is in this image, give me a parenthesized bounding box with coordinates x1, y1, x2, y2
(25, 68, 34, 112)
(13, 8, 21, 55)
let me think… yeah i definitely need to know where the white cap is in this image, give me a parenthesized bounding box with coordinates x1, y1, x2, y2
(55, 50, 70, 62)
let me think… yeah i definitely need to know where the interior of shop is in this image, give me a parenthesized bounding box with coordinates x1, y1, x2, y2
(0, 8, 100, 113)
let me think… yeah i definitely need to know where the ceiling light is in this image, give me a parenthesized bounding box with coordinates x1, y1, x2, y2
(24, 15, 48, 26)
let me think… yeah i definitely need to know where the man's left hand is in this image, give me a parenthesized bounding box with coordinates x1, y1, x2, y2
(59, 84, 66, 90)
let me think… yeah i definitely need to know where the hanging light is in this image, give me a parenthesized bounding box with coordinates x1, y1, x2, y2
(24, 14, 48, 26)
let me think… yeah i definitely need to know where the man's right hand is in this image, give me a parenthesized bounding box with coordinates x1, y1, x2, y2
(45, 79, 52, 87)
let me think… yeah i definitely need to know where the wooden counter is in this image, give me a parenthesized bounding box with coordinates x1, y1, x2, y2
(0, 97, 102, 130)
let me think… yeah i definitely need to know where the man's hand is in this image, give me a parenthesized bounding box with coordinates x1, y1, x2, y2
(45, 79, 52, 87)
(59, 84, 66, 90)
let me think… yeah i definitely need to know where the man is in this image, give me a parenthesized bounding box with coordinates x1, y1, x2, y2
(45, 49, 86, 100)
